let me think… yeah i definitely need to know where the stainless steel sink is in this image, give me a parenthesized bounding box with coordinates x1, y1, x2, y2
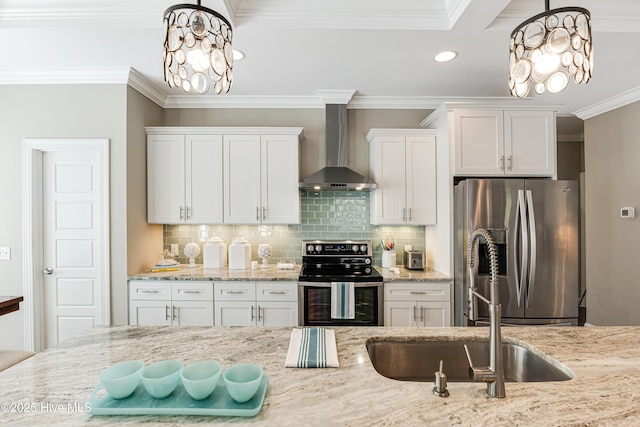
(366, 339, 573, 382)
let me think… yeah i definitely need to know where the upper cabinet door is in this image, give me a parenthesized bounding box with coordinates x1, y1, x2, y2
(369, 135, 407, 225)
(185, 135, 223, 223)
(261, 135, 300, 224)
(224, 134, 262, 224)
(405, 135, 436, 225)
(504, 110, 556, 176)
(454, 110, 505, 176)
(147, 134, 186, 224)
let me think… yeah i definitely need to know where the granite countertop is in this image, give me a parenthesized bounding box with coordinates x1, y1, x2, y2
(1, 325, 639, 425)
(129, 265, 450, 283)
(129, 265, 301, 281)
(377, 266, 451, 282)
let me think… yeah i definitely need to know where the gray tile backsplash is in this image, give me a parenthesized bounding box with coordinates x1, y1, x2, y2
(163, 191, 425, 266)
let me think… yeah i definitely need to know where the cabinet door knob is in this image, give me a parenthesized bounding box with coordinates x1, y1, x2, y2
(44, 267, 54, 275)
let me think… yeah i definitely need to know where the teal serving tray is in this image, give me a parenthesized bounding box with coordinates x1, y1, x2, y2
(87, 375, 269, 417)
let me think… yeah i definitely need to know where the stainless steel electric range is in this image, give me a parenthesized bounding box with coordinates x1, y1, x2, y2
(298, 240, 383, 326)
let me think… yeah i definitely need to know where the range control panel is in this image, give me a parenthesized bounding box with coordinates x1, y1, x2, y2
(302, 240, 372, 256)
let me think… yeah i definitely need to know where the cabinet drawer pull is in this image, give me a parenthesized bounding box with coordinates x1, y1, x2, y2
(225, 290, 245, 294)
(499, 156, 505, 171)
(181, 290, 202, 294)
(507, 156, 512, 171)
(186, 206, 191, 220)
(172, 305, 177, 321)
(180, 206, 184, 220)
(409, 291, 427, 295)
(408, 208, 412, 222)
(140, 290, 161, 294)
(251, 305, 256, 321)
(256, 207, 260, 221)
(267, 291, 286, 295)
(263, 207, 267, 220)
(412, 305, 417, 322)
(165, 305, 171, 321)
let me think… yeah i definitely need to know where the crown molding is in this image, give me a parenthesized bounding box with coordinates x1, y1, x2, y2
(317, 90, 356, 105)
(573, 86, 640, 120)
(127, 69, 166, 108)
(0, 67, 130, 85)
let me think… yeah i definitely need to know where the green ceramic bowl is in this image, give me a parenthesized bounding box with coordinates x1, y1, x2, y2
(180, 360, 222, 400)
(223, 363, 263, 403)
(141, 359, 183, 399)
(99, 360, 144, 399)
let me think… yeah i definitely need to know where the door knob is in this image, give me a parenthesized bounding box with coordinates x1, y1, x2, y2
(44, 267, 54, 275)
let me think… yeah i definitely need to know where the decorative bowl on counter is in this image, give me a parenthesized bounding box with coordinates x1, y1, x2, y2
(181, 360, 222, 400)
(99, 360, 144, 399)
(140, 359, 183, 399)
(223, 363, 264, 403)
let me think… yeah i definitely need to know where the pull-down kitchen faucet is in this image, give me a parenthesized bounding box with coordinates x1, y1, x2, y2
(465, 228, 505, 398)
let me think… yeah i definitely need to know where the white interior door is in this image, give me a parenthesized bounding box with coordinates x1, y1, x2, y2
(42, 150, 105, 347)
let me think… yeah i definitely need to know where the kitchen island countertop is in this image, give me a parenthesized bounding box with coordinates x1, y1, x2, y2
(0, 325, 638, 425)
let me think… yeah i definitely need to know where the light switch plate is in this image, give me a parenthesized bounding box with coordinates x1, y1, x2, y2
(0, 247, 10, 260)
(171, 244, 179, 256)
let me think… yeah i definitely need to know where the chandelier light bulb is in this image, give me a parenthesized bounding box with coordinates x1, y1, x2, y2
(509, 1, 592, 98)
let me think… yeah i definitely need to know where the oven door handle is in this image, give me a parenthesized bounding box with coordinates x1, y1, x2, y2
(298, 282, 383, 288)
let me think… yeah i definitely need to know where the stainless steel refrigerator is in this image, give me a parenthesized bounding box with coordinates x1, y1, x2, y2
(454, 179, 579, 326)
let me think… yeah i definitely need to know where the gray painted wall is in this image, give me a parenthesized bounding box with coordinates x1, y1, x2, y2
(0, 85, 128, 349)
(585, 101, 640, 325)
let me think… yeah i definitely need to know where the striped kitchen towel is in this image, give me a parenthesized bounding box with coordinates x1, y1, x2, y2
(285, 328, 339, 368)
(331, 282, 355, 319)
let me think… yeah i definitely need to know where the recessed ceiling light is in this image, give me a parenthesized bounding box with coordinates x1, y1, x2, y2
(434, 51, 458, 63)
(233, 49, 246, 61)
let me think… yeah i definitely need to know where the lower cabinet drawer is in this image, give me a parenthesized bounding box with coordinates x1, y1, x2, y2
(257, 282, 298, 302)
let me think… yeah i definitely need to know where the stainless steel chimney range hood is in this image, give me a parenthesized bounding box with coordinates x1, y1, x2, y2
(299, 104, 377, 191)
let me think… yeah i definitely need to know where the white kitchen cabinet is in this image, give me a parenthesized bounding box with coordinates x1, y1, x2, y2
(128, 281, 214, 326)
(367, 129, 437, 225)
(147, 134, 223, 224)
(384, 282, 451, 327)
(453, 109, 555, 176)
(214, 281, 298, 326)
(224, 134, 300, 224)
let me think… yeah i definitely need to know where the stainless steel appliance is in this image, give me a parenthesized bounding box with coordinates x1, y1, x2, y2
(298, 240, 383, 326)
(403, 250, 425, 270)
(454, 179, 579, 326)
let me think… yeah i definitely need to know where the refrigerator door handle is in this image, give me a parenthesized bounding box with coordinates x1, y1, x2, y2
(517, 190, 528, 308)
(525, 190, 537, 308)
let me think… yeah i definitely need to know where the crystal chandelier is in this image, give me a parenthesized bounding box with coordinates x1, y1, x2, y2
(163, 1, 233, 94)
(509, 1, 592, 98)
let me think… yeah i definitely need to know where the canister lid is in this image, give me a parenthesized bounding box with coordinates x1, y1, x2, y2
(205, 236, 225, 246)
(230, 236, 251, 246)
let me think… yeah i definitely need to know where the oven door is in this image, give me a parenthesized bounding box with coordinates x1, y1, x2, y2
(298, 282, 383, 326)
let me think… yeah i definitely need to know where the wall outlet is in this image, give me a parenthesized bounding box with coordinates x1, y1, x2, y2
(171, 244, 179, 256)
(0, 247, 10, 260)
(404, 245, 412, 252)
